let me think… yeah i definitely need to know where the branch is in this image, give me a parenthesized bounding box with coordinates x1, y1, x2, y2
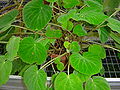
(40, 52, 68, 69)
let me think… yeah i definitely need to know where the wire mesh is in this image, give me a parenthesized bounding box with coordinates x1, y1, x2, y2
(102, 41, 120, 78)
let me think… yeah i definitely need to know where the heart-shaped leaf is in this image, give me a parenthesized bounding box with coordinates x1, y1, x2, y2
(54, 72, 83, 90)
(24, 65, 47, 90)
(23, 0, 52, 30)
(85, 76, 111, 90)
(70, 52, 102, 75)
(18, 37, 47, 64)
(88, 44, 106, 59)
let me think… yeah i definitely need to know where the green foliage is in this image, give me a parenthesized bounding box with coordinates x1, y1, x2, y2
(88, 44, 106, 59)
(70, 52, 102, 75)
(73, 7, 108, 25)
(46, 0, 57, 2)
(100, 67, 105, 76)
(0, 56, 12, 86)
(18, 37, 47, 64)
(103, 0, 120, 15)
(107, 18, 120, 33)
(110, 32, 120, 44)
(0, 9, 18, 28)
(56, 62, 64, 71)
(73, 70, 91, 82)
(54, 58, 64, 71)
(1, 0, 119, 89)
(54, 72, 83, 90)
(64, 41, 70, 49)
(85, 0, 103, 11)
(24, 65, 47, 90)
(70, 41, 81, 53)
(73, 24, 87, 36)
(85, 76, 111, 90)
(0, 25, 11, 33)
(11, 59, 26, 74)
(98, 27, 109, 43)
(45, 29, 62, 38)
(57, 9, 76, 30)
(62, 21, 73, 31)
(63, 0, 80, 8)
(23, 0, 52, 30)
(6, 36, 20, 61)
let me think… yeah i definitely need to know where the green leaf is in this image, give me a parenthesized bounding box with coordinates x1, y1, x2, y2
(115, 43, 120, 49)
(51, 73, 58, 83)
(85, 0, 103, 11)
(0, 27, 14, 41)
(54, 58, 61, 64)
(6, 36, 20, 61)
(0, 25, 11, 33)
(18, 37, 47, 64)
(98, 27, 109, 43)
(23, 0, 52, 30)
(70, 52, 102, 75)
(68, 9, 77, 18)
(62, 21, 73, 31)
(57, 62, 64, 71)
(73, 24, 87, 36)
(18, 65, 30, 76)
(100, 67, 105, 76)
(46, 0, 57, 2)
(57, 14, 69, 24)
(57, 9, 76, 28)
(0, 56, 12, 86)
(85, 76, 111, 90)
(0, 55, 6, 61)
(70, 41, 81, 53)
(73, 70, 91, 82)
(110, 32, 120, 45)
(103, 0, 120, 15)
(54, 72, 83, 90)
(24, 65, 47, 90)
(73, 7, 108, 25)
(64, 41, 70, 49)
(0, 9, 18, 28)
(37, 38, 49, 46)
(11, 59, 26, 74)
(88, 44, 106, 59)
(107, 18, 120, 33)
(45, 29, 62, 38)
(95, 0, 103, 4)
(63, 0, 80, 8)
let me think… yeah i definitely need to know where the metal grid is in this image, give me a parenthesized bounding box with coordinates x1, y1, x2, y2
(46, 41, 120, 78)
(102, 41, 120, 78)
